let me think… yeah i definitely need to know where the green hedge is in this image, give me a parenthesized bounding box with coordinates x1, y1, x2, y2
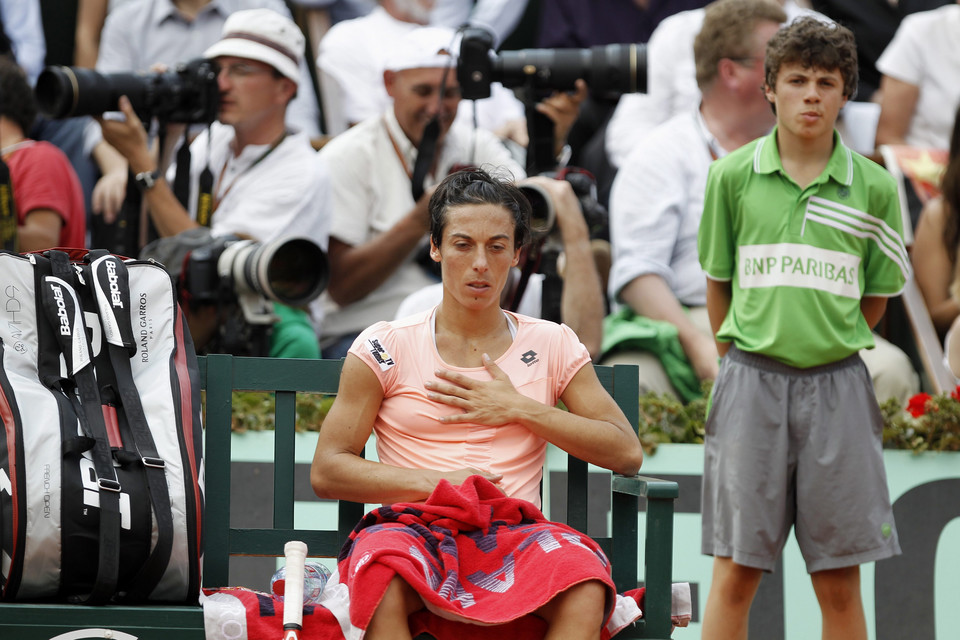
(226, 385, 960, 455)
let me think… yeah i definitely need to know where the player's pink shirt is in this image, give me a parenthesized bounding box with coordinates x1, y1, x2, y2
(349, 309, 591, 507)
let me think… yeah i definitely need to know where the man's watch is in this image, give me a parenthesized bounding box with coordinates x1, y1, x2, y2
(134, 170, 160, 191)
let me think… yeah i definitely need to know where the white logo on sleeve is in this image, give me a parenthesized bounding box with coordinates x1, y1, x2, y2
(739, 243, 861, 299)
(366, 338, 396, 371)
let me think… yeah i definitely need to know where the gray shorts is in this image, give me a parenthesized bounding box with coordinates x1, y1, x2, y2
(701, 346, 902, 573)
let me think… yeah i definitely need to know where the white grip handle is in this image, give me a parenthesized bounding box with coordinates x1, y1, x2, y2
(282, 540, 308, 630)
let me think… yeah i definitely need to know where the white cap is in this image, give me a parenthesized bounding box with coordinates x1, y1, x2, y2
(383, 26, 459, 73)
(204, 9, 304, 85)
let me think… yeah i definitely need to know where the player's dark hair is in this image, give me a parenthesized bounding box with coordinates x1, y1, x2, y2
(429, 167, 531, 250)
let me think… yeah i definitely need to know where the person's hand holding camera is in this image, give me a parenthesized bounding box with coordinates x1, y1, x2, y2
(535, 79, 589, 158)
(97, 95, 155, 175)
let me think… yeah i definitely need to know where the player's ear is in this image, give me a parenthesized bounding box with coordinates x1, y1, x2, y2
(430, 237, 441, 263)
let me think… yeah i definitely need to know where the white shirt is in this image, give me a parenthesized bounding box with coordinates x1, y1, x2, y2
(317, 7, 524, 136)
(876, 3, 960, 151)
(171, 122, 330, 248)
(609, 108, 725, 306)
(605, 1, 826, 168)
(317, 108, 525, 338)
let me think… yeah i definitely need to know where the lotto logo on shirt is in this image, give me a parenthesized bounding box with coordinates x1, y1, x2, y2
(738, 243, 861, 299)
(366, 338, 396, 371)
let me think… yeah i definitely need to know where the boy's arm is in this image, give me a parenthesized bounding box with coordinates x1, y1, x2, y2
(861, 296, 888, 330)
(705, 278, 732, 357)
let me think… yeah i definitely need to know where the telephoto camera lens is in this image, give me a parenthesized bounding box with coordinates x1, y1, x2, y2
(219, 237, 329, 307)
(495, 44, 646, 98)
(457, 27, 647, 101)
(34, 59, 219, 123)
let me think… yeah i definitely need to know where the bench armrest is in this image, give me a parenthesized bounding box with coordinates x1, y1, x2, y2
(611, 473, 678, 639)
(612, 474, 680, 500)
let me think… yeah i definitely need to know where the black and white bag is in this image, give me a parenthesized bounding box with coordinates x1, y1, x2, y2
(0, 249, 204, 604)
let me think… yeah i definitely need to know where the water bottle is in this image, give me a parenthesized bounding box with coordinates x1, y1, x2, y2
(270, 561, 332, 604)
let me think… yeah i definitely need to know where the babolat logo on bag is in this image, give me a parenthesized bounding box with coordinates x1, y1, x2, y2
(105, 258, 124, 309)
(0, 249, 204, 605)
(50, 282, 71, 336)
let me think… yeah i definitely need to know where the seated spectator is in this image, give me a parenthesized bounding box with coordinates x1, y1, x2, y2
(310, 167, 645, 639)
(1, 0, 105, 228)
(316, 1, 525, 139)
(0, 59, 86, 251)
(317, 26, 531, 358)
(911, 104, 960, 337)
(395, 174, 605, 358)
(875, 1, 960, 151)
(603, 0, 918, 405)
(99, 8, 330, 357)
(90, 0, 325, 231)
(605, 0, 828, 169)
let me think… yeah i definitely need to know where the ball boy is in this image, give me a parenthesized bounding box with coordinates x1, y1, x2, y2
(697, 17, 905, 640)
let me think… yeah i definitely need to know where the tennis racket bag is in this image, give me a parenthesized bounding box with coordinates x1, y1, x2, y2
(0, 248, 203, 604)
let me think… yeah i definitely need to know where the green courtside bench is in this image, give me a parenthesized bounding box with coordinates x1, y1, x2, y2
(0, 353, 679, 639)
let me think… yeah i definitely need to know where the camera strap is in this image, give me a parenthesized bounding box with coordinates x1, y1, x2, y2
(209, 130, 288, 220)
(411, 117, 440, 202)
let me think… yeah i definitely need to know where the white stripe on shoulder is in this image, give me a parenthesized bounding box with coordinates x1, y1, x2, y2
(806, 196, 909, 268)
(843, 145, 853, 186)
(753, 137, 766, 173)
(803, 203, 910, 281)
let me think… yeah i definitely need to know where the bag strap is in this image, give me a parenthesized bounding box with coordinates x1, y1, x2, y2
(87, 252, 175, 601)
(41, 250, 121, 605)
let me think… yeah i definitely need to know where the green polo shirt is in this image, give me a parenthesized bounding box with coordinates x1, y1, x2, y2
(698, 128, 909, 368)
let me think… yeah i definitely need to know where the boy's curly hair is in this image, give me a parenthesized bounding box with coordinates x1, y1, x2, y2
(764, 16, 858, 100)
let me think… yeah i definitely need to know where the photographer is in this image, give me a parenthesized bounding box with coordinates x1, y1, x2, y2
(395, 175, 605, 358)
(316, 26, 527, 358)
(98, 8, 331, 357)
(99, 9, 328, 242)
(318, 25, 594, 358)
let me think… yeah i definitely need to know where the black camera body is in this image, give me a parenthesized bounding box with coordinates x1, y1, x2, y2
(457, 27, 647, 101)
(519, 168, 609, 244)
(35, 58, 220, 123)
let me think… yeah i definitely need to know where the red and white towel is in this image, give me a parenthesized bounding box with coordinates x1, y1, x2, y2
(202, 476, 690, 639)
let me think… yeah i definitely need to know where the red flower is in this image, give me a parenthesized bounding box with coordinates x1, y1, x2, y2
(952, 385, 960, 402)
(907, 392, 932, 418)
